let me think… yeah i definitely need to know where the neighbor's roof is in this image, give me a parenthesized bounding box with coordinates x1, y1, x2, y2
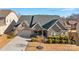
(0, 10, 12, 16)
(19, 15, 32, 25)
(42, 19, 58, 29)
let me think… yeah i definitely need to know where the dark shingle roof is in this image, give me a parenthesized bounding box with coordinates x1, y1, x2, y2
(32, 15, 60, 26)
(18, 15, 32, 25)
(42, 19, 58, 29)
(18, 15, 60, 27)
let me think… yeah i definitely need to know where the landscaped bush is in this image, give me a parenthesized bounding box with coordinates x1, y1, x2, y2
(55, 39, 60, 43)
(31, 36, 45, 42)
(48, 35, 54, 39)
(54, 36, 60, 43)
(7, 32, 15, 39)
(31, 37, 37, 42)
(70, 40, 76, 44)
(68, 39, 71, 44)
(48, 38, 53, 44)
(47, 35, 73, 44)
(61, 40, 66, 43)
(48, 35, 54, 44)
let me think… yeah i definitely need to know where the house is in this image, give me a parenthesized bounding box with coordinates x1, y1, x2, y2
(0, 10, 18, 35)
(16, 15, 66, 38)
(65, 20, 78, 40)
(31, 15, 66, 36)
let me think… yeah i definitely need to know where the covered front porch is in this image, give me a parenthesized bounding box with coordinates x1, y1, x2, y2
(31, 29, 48, 38)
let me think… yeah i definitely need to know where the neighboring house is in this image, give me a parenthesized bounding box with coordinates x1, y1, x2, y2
(65, 20, 78, 40)
(0, 10, 18, 35)
(76, 22, 79, 38)
(16, 15, 66, 38)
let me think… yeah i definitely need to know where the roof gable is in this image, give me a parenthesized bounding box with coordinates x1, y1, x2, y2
(32, 23, 43, 30)
(19, 15, 32, 25)
(14, 20, 29, 27)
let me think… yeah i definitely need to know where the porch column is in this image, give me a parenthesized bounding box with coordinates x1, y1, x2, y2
(42, 30, 43, 36)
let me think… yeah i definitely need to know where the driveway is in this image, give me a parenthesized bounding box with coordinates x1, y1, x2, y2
(0, 36, 31, 51)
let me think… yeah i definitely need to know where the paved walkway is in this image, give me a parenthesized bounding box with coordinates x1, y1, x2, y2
(0, 36, 31, 51)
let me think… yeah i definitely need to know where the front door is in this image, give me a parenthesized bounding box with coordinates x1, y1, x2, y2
(43, 30, 48, 38)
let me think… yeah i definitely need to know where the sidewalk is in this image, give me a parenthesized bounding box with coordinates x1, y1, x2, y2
(0, 36, 31, 51)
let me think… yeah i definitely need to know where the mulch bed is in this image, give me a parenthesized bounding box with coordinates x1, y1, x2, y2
(25, 42, 79, 51)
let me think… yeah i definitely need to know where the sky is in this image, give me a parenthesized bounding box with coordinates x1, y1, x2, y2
(0, 8, 79, 17)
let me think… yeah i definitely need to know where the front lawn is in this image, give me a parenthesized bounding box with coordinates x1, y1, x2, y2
(0, 32, 15, 48)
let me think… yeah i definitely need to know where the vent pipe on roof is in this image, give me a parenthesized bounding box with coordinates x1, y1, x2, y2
(30, 16, 34, 27)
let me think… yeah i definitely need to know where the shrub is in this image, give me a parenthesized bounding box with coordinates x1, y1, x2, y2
(71, 40, 76, 44)
(55, 39, 60, 43)
(54, 36, 60, 43)
(48, 38, 53, 44)
(62, 40, 66, 44)
(68, 40, 71, 44)
(55, 36, 60, 39)
(31, 37, 37, 42)
(60, 36, 69, 44)
(48, 35, 53, 39)
(52, 39, 55, 43)
(7, 32, 15, 39)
